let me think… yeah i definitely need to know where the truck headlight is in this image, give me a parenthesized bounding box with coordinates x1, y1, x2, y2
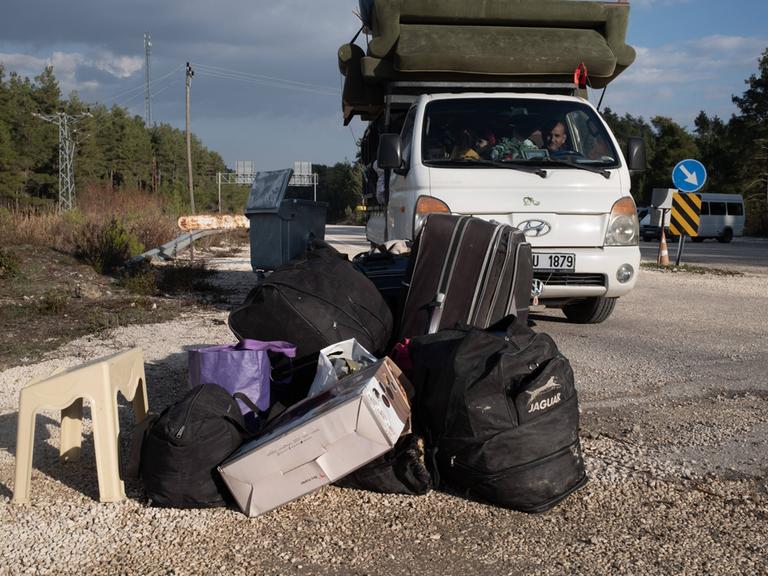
(605, 197, 639, 246)
(413, 195, 451, 238)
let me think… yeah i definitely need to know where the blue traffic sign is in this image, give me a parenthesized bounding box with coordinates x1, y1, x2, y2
(672, 159, 707, 193)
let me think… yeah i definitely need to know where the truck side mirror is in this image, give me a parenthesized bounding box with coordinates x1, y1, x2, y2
(378, 133, 403, 171)
(626, 137, 646, 173)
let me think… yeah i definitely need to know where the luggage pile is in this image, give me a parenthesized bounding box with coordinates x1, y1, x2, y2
(135, 214, 587, 516)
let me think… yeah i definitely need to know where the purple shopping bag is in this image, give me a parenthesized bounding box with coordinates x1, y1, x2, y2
(188, 339, 297, 414)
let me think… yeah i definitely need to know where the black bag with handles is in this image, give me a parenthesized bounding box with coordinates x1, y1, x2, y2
(139, 384, 259, 508)
(409, 316, 587, 513)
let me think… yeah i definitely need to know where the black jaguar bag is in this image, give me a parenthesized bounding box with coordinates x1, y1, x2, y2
(409, 316, 587, 513)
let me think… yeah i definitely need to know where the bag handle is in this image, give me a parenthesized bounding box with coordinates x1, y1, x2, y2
(235, 339, 297, 358)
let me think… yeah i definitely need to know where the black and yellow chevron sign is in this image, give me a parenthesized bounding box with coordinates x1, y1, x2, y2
(669, 192, 701, 237)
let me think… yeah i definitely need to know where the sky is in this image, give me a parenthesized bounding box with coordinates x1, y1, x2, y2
(0, 0, 766, 172)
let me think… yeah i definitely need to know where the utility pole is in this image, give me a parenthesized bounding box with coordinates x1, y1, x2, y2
(144, 33, 152, 125)
(185, 62, 196, 214)
(33, 112, 91, 213)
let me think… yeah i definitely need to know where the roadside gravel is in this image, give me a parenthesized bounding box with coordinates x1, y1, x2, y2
(1, 245, 766, 575)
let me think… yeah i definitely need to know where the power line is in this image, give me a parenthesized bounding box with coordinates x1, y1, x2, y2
(106, 64, 184, 106)
(191, 62, 339, 96)
(192, 62, 339, 91)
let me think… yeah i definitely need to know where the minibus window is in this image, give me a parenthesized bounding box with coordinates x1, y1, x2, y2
(700, 202, 709, 215)
(710, 202, 726, 215)
(727, 202, 743, 216)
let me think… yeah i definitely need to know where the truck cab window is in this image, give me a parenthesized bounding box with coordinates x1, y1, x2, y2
(421, 98, 618, 168)
(399, 107, 417, 167)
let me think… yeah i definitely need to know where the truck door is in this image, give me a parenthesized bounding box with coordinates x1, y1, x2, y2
(388, 106, 419, 240)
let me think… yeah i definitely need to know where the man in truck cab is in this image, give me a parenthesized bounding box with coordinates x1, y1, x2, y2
(544, 119, 569, 154)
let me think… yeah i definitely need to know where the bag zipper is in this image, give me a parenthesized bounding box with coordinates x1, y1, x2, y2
(264, 281, 376, 344)
(176, 385, 205, 439)
(444, 441, 581, 481)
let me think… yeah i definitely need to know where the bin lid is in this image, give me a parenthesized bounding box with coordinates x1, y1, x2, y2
(245, 169, 294, 212)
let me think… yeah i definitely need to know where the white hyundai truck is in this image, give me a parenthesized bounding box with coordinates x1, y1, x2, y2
(339, 0, 645, 323)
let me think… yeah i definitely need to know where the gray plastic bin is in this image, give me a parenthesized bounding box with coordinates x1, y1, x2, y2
(245, 169, 328, 270)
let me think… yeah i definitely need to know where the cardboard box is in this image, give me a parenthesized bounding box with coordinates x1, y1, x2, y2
(218, 357, 411, 517)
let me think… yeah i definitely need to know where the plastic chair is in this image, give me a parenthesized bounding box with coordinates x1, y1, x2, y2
(13, 347, 149, 504)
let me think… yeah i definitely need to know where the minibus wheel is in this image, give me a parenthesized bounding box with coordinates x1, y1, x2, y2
(717, 228, 733, 243)
(563, 296, 617, 324)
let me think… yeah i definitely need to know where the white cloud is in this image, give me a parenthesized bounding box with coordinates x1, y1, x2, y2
(1, 48, 143, 96)
(92, 53, 143, 78)
(601, 34, 767, 128)
(617, 35, 768, 86)
(0, 52, 48, 74)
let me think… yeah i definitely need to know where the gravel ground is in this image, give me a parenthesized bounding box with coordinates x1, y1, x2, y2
(1, 240, 767, 576)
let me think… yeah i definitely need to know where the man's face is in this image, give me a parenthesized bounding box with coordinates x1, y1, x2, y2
(546, 123, 567, 151)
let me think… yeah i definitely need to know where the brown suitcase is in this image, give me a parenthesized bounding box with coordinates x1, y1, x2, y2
(398, 214, 532, 340)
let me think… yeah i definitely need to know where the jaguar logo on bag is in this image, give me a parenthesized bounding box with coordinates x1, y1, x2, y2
(525, 376, 562, 414)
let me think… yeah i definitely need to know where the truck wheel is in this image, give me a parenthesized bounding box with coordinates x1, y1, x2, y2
(563, 297, 617, 324)
(692, 236, 704, 243)
(717, 228, 733, 243)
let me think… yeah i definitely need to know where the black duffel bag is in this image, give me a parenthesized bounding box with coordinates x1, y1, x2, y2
(138, 384, 256, 508)
(229, 243, 393, 405)
(409, 316, 587, 513)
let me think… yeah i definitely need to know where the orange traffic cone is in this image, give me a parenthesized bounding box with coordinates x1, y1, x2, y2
(657, 229, 670, 266)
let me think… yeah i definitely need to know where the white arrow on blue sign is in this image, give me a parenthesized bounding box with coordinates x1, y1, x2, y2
(672, 159, 707, 193)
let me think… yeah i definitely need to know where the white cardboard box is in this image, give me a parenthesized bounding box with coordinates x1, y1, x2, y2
(218, 357, 411, 517)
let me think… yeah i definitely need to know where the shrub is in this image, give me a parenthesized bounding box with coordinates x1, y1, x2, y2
(0, 248, 20, 279)
(122, 269, 158, 296)
(74, 217, 145, 274)
(36, 290, 68, 315)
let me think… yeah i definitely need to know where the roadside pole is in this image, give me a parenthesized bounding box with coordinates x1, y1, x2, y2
(217, 172, 222, 214)
(675, 234, 685, 266)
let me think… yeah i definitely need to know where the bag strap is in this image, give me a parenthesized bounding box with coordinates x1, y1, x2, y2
(232, 392, 261, 414)
(235, 339, 297, 358)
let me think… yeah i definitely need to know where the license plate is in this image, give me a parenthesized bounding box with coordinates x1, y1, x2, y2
(533, 252, 575, 271)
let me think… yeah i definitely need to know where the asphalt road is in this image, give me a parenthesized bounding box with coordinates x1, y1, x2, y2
(639, 236, 768, 270)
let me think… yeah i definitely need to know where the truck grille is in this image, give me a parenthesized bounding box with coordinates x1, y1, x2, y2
(533, 272, 606, 287)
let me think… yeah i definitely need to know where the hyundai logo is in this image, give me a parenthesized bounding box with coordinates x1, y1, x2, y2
(519, 219, 551, 237)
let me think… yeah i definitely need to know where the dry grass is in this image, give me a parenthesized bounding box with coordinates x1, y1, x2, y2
(0, 185, 178, 255)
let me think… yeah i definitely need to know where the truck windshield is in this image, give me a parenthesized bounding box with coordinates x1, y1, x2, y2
(421, 98, 619, 169)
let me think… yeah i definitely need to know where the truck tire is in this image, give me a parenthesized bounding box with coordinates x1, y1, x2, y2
(717, 228, 733, 243)
(563, 297, 617, 324)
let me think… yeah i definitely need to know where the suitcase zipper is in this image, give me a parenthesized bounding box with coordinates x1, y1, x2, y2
(428, 216, 471, 333)
(467, 223, 504, 325)
(504, 241, 529, 317)
(484, 227, 515, 326)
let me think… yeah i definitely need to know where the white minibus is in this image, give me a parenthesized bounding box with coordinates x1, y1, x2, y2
(692, 193, 745, 243)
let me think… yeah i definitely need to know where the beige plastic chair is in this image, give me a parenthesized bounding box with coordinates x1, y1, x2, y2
(13, 347, 149, 504)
